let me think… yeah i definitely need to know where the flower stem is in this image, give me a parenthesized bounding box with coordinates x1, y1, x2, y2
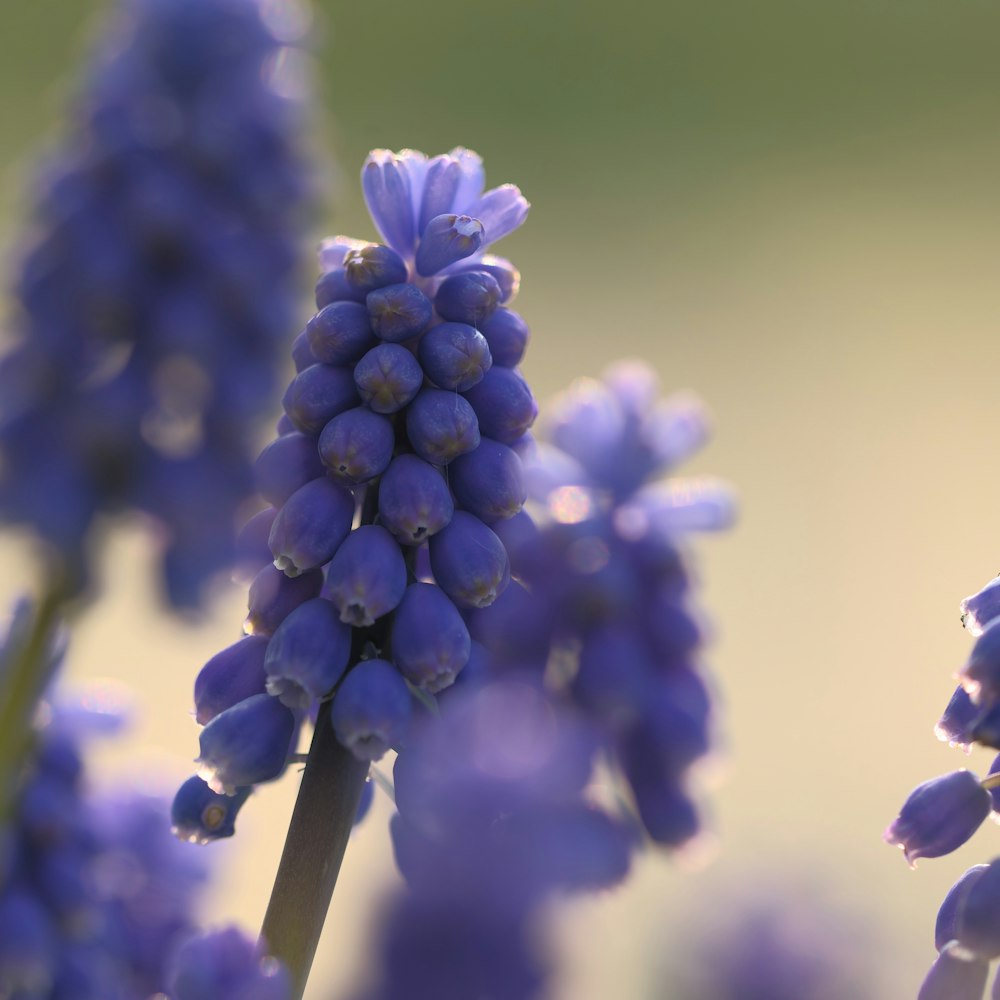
(260, 703, 369, 999)
(0, 578, 70, 823)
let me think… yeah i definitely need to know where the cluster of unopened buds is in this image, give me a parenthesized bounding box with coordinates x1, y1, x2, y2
(886, 576, 1000, 998)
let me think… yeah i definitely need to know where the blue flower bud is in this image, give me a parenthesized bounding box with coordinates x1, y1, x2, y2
(197, 693, 295, 793)
(917, 949, 988, 1000)
(318, 407, 395, 484)
(194, 635, 268, 725)
(418, 322, 493, 392)
(169, 926, 291, 1000)
(268, 478, 355, 576)
(254, 432, 325, 507)
(321, 525, 407, 626)
(884, 770, 991, 865)
(366, 283, 434, 342)
(306, 302, 377, 366)
(479, 308, 530, 368)
(392, 583, 471, 693)
(449, 437, 525, 523)
(937, 865, 989, 951)
(377, 454, 454, 544)
(937, 685, 981, 750)
(171, 776, 250, 844)
(245, 564, 323, 637)
(344, 244, 408, 293)
(354, 343, 424, 413)
(961, 619, 1000, 706)
(264, 598, 352, 707)
(415, 214, 484, 277)
(235, 506, 278, 582)
(463, 366, 537, 445)
(405, 389, 481, 466)
(362, 150, 418, 256)
(447, 254, 520, 303)
(434, 271, 502, 328)
(292, 330, 317, 372)
(957, 860, 1000, 959)
(428, 512, 510, 609)
(315, 266, 366, 307)
(331, 659, 412, 761)
(464, 183, 530, 246)
(282, 363, 360, 435)
(963, 577, 1000, 637)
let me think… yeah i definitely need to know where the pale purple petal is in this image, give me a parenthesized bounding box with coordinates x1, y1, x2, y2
(449, 146, 485, 214)
(418, 155, 462, 236)
(465, 184, 530, 246)
(362, 150, 417, 254)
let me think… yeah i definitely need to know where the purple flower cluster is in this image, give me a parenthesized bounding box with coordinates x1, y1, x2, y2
(175, 147, 535, 826)
(884, 574, 1000, 998)
(355, 679, 632, 1000)
(0, 696, 207, 998)
(0, 0, 310, 606)
(474, 361, 734, 845)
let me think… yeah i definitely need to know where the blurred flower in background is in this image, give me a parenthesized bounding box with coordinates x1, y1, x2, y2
(658, 873, 881, 1000)
(0, 0, 312, 607)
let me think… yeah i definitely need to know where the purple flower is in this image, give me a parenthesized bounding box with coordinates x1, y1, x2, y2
(180, 146, 539, 824)
(0, 0, 312, 607)
(169, 926, 290, 1000)
(884, 770, 991, 866)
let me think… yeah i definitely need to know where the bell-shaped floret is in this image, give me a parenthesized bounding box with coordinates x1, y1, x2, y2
(406, 389, 480, 466)
(268, 477, 355, 576)
(264, 598, 352, 707)
(194, 635, 269, 725)
(392, 583, 471, 693)
(197, 693, 296, 793)
(330, 659, 412, 761)
(321, 526, 407, 627)
(428, 512, 510, 609)
(377, 455, 454, 544)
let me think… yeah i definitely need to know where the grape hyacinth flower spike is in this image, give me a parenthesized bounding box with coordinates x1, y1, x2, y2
(0, 0, 312, 608)
(174, 147, 538, 997)
(884, 572, 1000, 997)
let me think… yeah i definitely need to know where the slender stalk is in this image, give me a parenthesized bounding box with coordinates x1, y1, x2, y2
(0, 579, 69, 822)
(260, 697, 369, 999)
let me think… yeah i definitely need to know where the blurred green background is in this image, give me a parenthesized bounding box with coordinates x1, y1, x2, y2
(4, 0, 1000, 995)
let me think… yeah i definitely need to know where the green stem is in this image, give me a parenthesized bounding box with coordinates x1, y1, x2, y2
(260, 704, 369, 999)
(0, 579, 70, 822)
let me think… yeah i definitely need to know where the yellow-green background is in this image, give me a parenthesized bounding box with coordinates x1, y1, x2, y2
(4, 1, 1000, 995)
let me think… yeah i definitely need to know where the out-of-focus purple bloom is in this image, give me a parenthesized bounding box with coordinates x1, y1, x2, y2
(0, 0, 312, 607)
(0, 679, 208, 998)
(662, 879, 880, 1000)
(354, 680, 630, 1000)
(169, 926, 290, 1000)
(472, 359, 733, 847)
(884, 770, 991, 865)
